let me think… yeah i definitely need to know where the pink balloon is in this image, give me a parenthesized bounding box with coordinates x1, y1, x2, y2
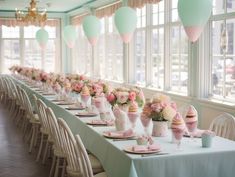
(184, 26, 204, 42)
(88, 37, 98, 46)
(121, 33, 133, 43)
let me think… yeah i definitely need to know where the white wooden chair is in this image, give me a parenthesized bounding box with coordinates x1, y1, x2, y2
(209, 113, 235, 141)
(57, 118, 104, 177)
(75, 135, 107, 177)
(20, 88, 40, 153)
(36, 98, 53, 163)
(46, 107, 66, 177)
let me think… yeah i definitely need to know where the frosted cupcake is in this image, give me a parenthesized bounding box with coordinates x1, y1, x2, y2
(127, 102, 139, 128)
(81, 85, 90, 104)
(171, 113, 186, 140)
(185, 105, 198, 132)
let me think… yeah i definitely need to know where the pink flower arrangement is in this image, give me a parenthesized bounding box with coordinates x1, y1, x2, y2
(142, 93, 177, 121)
(106, 87, 145, 107)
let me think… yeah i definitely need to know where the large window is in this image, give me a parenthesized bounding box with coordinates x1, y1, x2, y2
(209, 0, 235, 101)
(72, 26, 92, 76)
(133, 6, 146, 85)
(0, 19, 60, 74)
(73, 15, 123, 81)
(132, 0, 189, 94)
(98, 16, 124, 81)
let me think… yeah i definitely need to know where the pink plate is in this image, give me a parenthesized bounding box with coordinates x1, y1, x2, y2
(103, 131, 135, 139)
(124, 145, 161, 154)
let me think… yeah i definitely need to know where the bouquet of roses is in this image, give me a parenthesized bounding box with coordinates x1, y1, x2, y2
(106, 87, 145, 107)
(142, 93, 177, 121)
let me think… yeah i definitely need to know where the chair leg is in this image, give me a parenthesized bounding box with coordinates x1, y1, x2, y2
(36, 133, 44, 162)
(61, 158, 66, 177)
(42, 138, 49, 164)
(54, 157, 60, 177)
(29, 125, 35, 153)
(34, 125, 39, 147)
(49, 155, 57, 177)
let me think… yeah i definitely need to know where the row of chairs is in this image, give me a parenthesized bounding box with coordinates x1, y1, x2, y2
(0, 75, 107, 177)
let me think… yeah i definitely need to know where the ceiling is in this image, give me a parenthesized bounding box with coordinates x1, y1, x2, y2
(0, 0, 100, 12)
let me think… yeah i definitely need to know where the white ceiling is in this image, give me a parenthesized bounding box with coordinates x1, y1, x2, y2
(0, 0, 100, 12)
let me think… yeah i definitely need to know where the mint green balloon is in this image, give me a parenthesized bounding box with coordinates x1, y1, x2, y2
(36, 28, 48, 48)
(114, 7, 137, 34)
(178, 0, 212, 26)
(82, 15, 101, 38)
(62, 25, 78, 48)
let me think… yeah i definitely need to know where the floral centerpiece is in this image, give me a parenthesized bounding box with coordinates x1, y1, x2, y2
(106, 87, 145, 109)
(141, 93, 177, 137)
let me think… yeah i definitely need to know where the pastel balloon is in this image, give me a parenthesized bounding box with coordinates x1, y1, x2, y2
(82, 15, 101, 46)
(178, 0, 212, 42)
(36, 28, 49, 50)
(114, 6, 137, 43)
(62, 25, 78, 48)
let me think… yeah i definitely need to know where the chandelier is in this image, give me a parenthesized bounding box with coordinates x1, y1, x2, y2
(15, 0, 47, 25)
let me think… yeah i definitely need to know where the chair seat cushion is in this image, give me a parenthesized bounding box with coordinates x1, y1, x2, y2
(89, 154, 104, 174)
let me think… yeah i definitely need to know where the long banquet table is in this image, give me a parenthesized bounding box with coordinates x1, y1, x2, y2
(12, 76, 235, 177)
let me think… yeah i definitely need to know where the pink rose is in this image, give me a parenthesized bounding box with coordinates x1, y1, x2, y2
(107, 93, 116, 103)
(129, 91, 136, 101)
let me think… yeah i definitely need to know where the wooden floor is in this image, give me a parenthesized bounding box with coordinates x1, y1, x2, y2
(0, 103, 50, 177)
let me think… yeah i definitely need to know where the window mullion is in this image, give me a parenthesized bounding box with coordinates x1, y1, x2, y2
(146, 4, 152, 87)
(0, 26, 2, 73)
(20, 26, 24, 66)
(164, 0, 171, 91)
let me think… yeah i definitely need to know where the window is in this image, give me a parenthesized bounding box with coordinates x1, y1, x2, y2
(151, 2, 164, 89)
(73, 15, 124, 80)
(132, 0, 189, 94)
(24, 26, 58, 72)
(0, 19, 60, 74)
(1, 26, 20, 73)
(72, 26, 92, 76)
(133, 6, 146, 85)
(209, 0, 235, 101)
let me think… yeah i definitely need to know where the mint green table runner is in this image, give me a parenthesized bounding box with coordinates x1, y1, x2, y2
(13, 76, 235, 177)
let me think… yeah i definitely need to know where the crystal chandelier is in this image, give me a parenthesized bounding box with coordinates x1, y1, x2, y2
(15, 0, 47, 25)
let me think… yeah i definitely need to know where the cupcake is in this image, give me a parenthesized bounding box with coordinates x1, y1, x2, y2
(185, 106, 198, 132)
(81, 85, 90, 103)
(171, 113, 186, 140)
(128, 102, 139, 127)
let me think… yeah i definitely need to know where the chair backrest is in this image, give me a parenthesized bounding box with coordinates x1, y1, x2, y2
(16, 85, 24, 107)
(75, 135, 93, 177)
(46, 107, 64, 151)
(36, 99, 50, 133)
(20, 88, 34, 119)
(209, 113, 235, 141)
(57, 118, 82, 174)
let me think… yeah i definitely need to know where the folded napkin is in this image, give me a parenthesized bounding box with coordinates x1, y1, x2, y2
(132, 144, 161, 152)
(91, 119, 114, 126)
(106, 128, 134, 137)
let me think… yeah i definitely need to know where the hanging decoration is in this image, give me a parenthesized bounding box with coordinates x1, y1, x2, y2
(114, 6, 137, 43)
(36, 28, 49, 50)
(178, 0, 212, 42)
(62, 25, 78, 48)
(82, 15, 101, 46)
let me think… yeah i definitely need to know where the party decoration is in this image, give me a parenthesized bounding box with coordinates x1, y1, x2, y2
(36, 28, 49, 50)
(178, 0, 212, 42)
(114, 6, 137, 43)
(82, 15, 101, 46)
(62, 25, 78, 48)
